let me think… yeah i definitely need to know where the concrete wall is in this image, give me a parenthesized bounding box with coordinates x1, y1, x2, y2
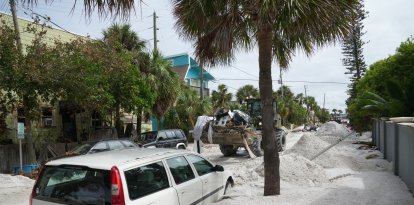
(397, 123, 414, 193)
(372, 120, 414, 192)
(379, 121, 386, 153)
(385, 122, 395, 163)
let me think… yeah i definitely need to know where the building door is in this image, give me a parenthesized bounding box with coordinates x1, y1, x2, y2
(62, 112, 77, 142)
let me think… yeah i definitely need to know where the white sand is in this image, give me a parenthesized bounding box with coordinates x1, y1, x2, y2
(1, 122, 413, 205)
(0, 174, 34, 205)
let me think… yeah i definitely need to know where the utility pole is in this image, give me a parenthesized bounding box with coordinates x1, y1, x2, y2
(199, 61, 204, 100)
(9, 0, 23, 54)
(323, 93, 326, 111)
(280, 67, 283, 100)
(153, 12, 158, 50)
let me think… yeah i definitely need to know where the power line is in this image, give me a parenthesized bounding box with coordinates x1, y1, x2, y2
(210, 81, 238, 91)
(230, 65, 258, 78)
(215, 78, 348, 85)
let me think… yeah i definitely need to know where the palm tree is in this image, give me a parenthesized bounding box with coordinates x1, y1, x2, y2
(211, 84, 233, 110)
(173, 0, 357, 195)
(102, 23, 146, 137)
(103, 23, 146, 52)
(150, 50, 182, 130)
(236, 85, 259, 103)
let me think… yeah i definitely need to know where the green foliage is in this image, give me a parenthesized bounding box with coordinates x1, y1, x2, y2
(211, 84, 232, 110)
(342, 0, 368, 107)
(349, 38, 414, 130)
(236, 85, 259, 103)
(164, 86, 212, 133)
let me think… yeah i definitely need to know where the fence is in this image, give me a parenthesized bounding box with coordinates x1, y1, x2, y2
(372, 119, 414, 193)
(0, 142, 78, 173)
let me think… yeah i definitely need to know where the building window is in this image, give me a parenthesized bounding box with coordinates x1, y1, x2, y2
(42, 107, 54, 127)
(186, 78, 191, 85)
(192, 79, 199, 87)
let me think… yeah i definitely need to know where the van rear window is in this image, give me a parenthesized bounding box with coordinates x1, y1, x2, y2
(33, 165, 110, 205)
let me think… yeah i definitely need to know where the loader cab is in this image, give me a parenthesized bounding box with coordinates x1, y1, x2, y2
(245, 98, 281, 129)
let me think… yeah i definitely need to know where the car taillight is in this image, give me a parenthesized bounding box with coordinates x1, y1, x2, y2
(30, 165, 45, 205)
(111, 166, 125, 205)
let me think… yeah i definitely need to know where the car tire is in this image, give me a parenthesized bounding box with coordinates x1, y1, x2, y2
(178, 145, 186, 149)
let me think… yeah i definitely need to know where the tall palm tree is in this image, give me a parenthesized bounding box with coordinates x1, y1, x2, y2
(236, 85, 259, 103)
(102, 23, 146, 137)
(150, 50, 182, 130)
(211, 84, 233, 110)
(173, 0, 357, 195)
(103, 23, 146, 52)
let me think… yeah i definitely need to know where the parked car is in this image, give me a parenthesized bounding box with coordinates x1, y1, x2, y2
(136, 129, 188, 149)
(67, 139, 138, 155)
(30, 148, 234, 205)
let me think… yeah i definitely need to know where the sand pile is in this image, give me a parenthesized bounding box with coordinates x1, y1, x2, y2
(253, 153, 329, 186)
(315, 121, 351, 143)
(0, 174, 33, 188)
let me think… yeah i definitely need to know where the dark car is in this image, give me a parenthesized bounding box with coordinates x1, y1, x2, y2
(68, 138, 138, 155)
(136, 129, 188, 149)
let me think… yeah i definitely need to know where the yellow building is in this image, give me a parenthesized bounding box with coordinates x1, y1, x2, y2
(0, 12, 112, 144)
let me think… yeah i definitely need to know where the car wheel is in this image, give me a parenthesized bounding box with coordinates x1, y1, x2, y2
(178, 145, 186, 149)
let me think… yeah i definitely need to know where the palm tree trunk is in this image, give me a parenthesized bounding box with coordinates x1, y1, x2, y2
(258, 23, 280, 196)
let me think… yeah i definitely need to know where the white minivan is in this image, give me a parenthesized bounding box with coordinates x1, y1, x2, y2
(30, 148, 234, 205)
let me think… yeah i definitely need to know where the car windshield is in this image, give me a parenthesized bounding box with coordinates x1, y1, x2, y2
(70, 143, 94, 155)
(33, 165, 111, 205)
(140, 131, 157, 142)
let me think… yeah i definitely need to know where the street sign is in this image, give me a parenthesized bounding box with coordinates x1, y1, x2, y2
(17, 122, 25, 139)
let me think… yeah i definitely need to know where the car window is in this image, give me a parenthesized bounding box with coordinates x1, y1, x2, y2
(71, 143, 94, 155)
(33, 166, 110, 205)
(90, 142, 108, 153)
(166, 131, 175, 139)
(157, 131, 168, 141)
(187, 155, 214, 176)
(166, 156, 195, 185)
(141, 131, 157, 142)
(174, 130, 185, 139)
(125, 162, 169, 200)
(120, 140, 137, 148)
(107, 141, 124, 150)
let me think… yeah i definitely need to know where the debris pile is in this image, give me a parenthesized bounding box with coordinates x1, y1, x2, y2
(315, 121, 351, 144)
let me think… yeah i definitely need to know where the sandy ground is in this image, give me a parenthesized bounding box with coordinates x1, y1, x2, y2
(1, 122, 413, 205)
(195, 123, 414, 205)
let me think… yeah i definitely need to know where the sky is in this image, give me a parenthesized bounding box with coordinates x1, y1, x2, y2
(1, 0, 413, 112)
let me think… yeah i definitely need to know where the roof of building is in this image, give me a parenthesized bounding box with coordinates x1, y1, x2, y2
(46, 148, 189, 170)
(165, 53, 215, 81)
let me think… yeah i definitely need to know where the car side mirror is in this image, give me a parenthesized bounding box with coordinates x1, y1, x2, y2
(212, 165, 224, 172)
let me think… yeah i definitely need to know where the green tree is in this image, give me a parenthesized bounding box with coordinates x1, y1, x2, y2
(102, 23, 150, 137)
(173, 0, 357, 195)
(150, 50, 182, 130)
(342, 0, 368, 107)
(211, 84, 233, 110)
(0, 21, 58, 162)
(349, 38, 414, 130)
(236, 85, 259, 103)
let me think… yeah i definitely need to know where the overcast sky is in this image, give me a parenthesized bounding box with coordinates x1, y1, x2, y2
(2, 0, 414, 112)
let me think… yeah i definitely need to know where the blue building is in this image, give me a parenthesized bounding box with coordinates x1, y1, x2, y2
(151, 53, 216, 130)
(165, 53, 215, 97)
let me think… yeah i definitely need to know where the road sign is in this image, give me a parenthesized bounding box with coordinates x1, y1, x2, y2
(17, 122, 25, 139)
